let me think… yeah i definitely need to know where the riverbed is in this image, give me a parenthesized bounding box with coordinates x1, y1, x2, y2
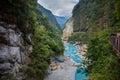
(64, 43, 88, 80)
(45, 43, 88, 80)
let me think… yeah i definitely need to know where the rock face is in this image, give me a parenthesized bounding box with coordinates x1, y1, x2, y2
(62, 18, 74, 41)
(0, 22, 33, 80)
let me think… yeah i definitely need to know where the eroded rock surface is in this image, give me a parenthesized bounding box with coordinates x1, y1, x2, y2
(62, 18, 74, 41)
(0, 22, 33, 80)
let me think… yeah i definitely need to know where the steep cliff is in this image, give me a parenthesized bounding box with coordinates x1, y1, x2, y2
(72, 0, 120, 79)
(72, 0, 120, 33)
(38, 4, 61, 30)
(0, 0, 35, 79)
(0, 22, 33, 80)
(0, 1, 64, 80)
(62, 18, 73, 41)
(68, 0, 120, 42)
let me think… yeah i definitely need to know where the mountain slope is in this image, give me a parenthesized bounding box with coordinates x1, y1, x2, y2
(38, 4, 60, 30)
(72, 0, 120, 80)
(55, 16, 70, 28)
(62, 18, 73, 41)
(0, 1, 64, 80)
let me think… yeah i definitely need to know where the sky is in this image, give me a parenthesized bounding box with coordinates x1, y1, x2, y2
(38, 0, 79, 16)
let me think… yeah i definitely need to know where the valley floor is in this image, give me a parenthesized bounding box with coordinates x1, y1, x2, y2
(44, 57, 77, 80)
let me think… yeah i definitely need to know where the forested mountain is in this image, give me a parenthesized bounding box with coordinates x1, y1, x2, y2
(71, 0, 120, 79)
(38, 4, 61, 30)
(0, 0, 64, 80)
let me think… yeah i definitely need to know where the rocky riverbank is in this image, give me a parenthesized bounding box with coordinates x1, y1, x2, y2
(44, 57, 77, 80)
(45, 42, 88, 80)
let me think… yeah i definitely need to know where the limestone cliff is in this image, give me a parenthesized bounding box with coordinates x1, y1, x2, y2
(62, 18, 73, 41)
(0, 22, 33, 80)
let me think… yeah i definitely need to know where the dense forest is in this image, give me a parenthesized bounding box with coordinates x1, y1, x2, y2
(0, 0, 64, 80)
(71, 0, 120, 80)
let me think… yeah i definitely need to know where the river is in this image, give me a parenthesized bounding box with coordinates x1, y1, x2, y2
(64, 43, 88, 80)
(45, 43, 88, 80)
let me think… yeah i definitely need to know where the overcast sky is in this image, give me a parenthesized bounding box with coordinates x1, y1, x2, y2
(38, 0, 79, 16)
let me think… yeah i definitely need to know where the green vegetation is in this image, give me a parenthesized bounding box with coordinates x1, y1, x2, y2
(0, 0, 37, 33)
(72, 0, 120, 79)
(86, 30, 120, 80)
(26, 2, 64, 80)
(73, 0, 120, 33)
(27, 25, 64, 80)
(0, 73, 17, 80)
(0, 0, 64, 80)
(68, 32, 89, 43)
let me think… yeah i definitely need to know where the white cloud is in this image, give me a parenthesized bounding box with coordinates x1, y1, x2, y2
(38, 0, 79, 16)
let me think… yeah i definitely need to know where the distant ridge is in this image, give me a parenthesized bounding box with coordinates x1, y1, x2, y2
(55, 16, 70, 28)
(38, 4, 61, 29)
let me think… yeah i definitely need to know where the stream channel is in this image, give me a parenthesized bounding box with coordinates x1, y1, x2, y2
(64, 43, 88, 80)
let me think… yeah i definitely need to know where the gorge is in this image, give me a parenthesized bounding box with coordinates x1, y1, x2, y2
(1, 0, 120, 80)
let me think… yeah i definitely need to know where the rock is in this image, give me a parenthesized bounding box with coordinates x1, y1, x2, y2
(0, 45, 11, 62)
(62, 18, 74, 41)
(50, 62, 57, 67)
(13, 62, 21, 73)
(78, 44, 88, 53)
(50, 62, 61, 70)
(9, 47, 21, 63)
(7, 24, 16, 29)
(55, 56, 65, 62)
(0, 26, 7, 33)
(44, 58, 77, 80)
(17, 72, 25, 80)
(8, 29, 21, 46)
(72, 63, 80, 67)
(0, 63, 13, 72)
(47, 66, 52, 74)
(0, 22, 33, 79)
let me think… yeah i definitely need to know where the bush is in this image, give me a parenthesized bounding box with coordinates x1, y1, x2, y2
(86, 30, 120, 80)
(68, 32, 89, 43)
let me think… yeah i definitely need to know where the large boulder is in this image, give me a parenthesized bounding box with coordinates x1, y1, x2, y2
(55, 56, 65, 62)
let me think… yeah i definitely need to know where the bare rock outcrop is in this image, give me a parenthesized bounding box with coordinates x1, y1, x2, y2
(62, 18, 74, 41)
(0, 22, 33, 80)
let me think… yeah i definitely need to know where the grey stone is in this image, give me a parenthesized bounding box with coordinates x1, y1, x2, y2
(8, 29, 21, 46)
(0, 26, 7, 33)
(13, 62, 21, 73)
(7, 24, 16, 29)
(55, 56, 65, 62)
(0, 45, 11, 62)
(9, 47, 21, 63)
(0, 22, 33, 79)
(20, 51, 25, 64)
(0, 63, 13, 70)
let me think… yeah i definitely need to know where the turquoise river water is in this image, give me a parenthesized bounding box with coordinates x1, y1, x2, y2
(64, 43, 88, 80)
